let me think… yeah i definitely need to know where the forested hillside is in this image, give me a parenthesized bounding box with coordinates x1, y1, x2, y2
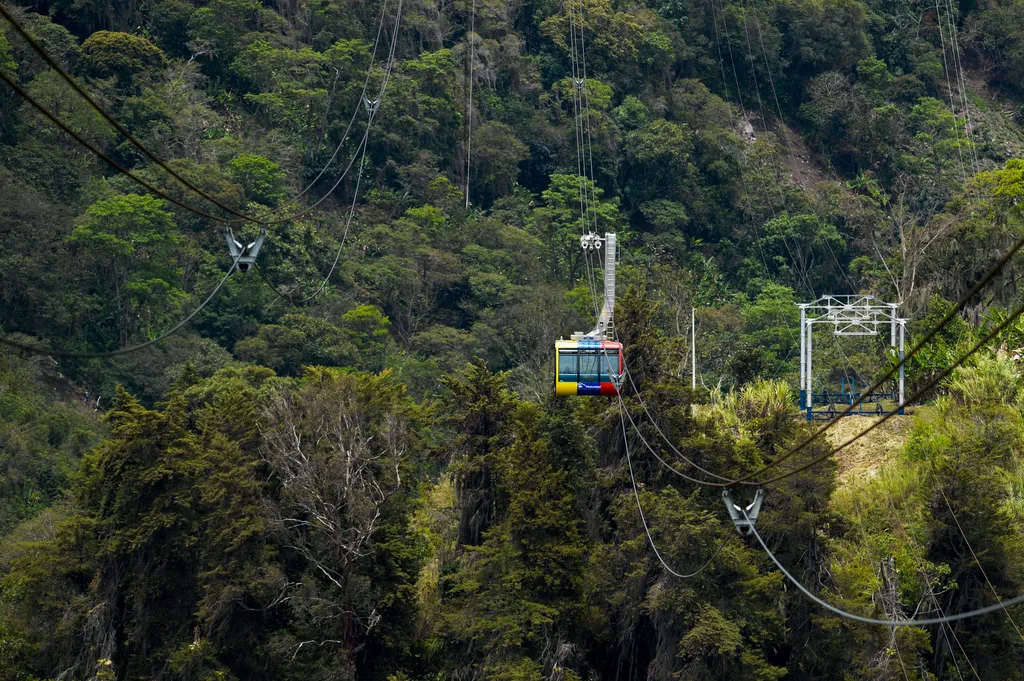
(3, 0, 1024, 675)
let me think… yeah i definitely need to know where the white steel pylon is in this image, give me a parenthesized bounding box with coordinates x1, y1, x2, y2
(797, 295, 906, 419)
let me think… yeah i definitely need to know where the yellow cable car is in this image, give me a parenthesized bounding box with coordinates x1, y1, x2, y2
(556, 232, 623, 396)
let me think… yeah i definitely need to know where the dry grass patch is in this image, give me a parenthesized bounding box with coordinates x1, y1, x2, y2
(826, 410, 919, 486)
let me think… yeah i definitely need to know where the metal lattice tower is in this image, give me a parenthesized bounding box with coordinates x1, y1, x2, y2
(798, 295, 907, 420)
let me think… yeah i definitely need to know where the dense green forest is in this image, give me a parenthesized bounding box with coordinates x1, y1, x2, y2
(3, 0, 1024, 674)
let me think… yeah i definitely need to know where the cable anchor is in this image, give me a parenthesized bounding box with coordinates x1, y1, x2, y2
(225, 226, 266, 273)
(723, 488, 764, 537)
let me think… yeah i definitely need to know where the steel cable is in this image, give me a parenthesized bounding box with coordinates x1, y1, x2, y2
(743, 506, 1024, 626)
(0, 1, 392, 226)
(0, 253, 241, 358)
(618, 396, 733, 578)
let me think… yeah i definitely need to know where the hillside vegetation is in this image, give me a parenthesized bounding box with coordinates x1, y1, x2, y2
(3, 0, 1024, 676)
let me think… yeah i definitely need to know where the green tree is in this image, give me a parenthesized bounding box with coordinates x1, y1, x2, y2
(531, 174, 620, 286)
(80, 31, 167, 88)
(228, 153, 287, 206)
(68, 194, 187, 348)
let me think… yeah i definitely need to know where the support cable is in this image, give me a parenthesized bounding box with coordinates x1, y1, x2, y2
(943, 0, 979, 174)
(747, 296, 1024, 487)
(709, 0, 801, 380)
(578, 2, 600, 236)
(0, 2, 257, 223)
(736, 2, 860, 393)
(741, 5, 873, 399)
(567, 0, 590, 238)
(617, 396, 733, 578)
(722, 232, 1024, 486)
(614, 327, 750, 485)
(256, 0, 402, 303)
(601, 83, 796, 482)
(0, 67, 243, 224)
(876, 454, 981, 677)
(618, 377, 738, 485)
(621, 292, 1024, 489)
(744, 3, 858, 295)
(0, 253, 242, 358)
(285, 0, 391, 208)
(263, 128, 371, 304)
(0, 1, 396, 226)
(934, 0, 969, 184)
(938, 487, 1024, 641)
(742, 507, 1024, 626)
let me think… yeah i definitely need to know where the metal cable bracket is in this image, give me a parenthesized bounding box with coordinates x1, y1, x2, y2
(225, 226, 267, 273)
(723, 488, 764, 537)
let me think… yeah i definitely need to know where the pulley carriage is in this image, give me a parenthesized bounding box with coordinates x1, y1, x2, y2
(555, 232, 623, 397)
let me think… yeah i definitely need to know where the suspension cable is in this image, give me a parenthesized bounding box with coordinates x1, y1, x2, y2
(0, 2, 391, 226)
(256, 115, 372, 303)
(567, 0, 590, 239)
(619, 385, 737, 485)
(876, 452, 980, 678)
(721, 229, 1024, 486)
(743, 507, 1024, 627)
(938, 486, 1024, 641)
(613, 326, 749, 485)
(577, 0, 600, 236)
(0, 2, 398, 227)
(465, 0, 476, 209)
(944, 0, 979, 173)
(617, 396, 733, 578)
(0, 253, 242, 358)
(708, 0, 801, 380)
(0, 68, 240, 223)
(748, 297, 1024, 487)
(934, 0, 969, 184)
(256, 0, 402, 303)
(285, 0, 390, 210)
(0, 3, 256, 222)
(618, 288, 1024, 490)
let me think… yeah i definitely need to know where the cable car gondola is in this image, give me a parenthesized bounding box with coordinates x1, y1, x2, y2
(555, 338, 623, 396)
(555, 232, 624, 397)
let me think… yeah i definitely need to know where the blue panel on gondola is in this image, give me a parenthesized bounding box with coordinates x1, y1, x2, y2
(577, 382, 602, 395)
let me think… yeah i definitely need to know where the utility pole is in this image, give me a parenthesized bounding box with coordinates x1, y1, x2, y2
(691, 307, 696, 390)
(898, 320, 906, 415)
(798, 304, 807, 409)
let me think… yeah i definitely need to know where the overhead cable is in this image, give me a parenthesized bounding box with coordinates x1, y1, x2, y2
(0, 68, 240, 223)
(0, 254, 241, 358)
(619, 294, 1024, 489)
(577, 1, 600, 235)
(742, 507, 1024, 627)
(939, 487, 1024, 641)
(465, 0, 476, 209)
(0, 3, 256, 223)
(619, 385, 736, 486)
(617, 397, 733, 578)
(723, 232, 1024, 486)
(0, 2, 396, 226)
(934, 0, 970, 183)
(255, 0, 402, 303)
(750, 298, 1024, 487)
(283, 0, 390, 210)
(613, 329, 748, 485)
